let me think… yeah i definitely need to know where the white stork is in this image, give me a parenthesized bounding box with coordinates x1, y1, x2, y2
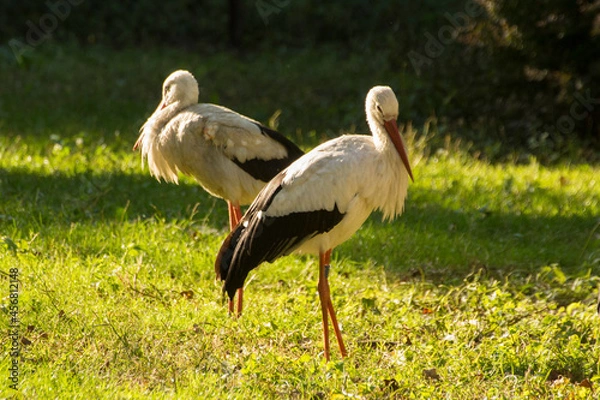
(134, 70, 304, 315)
(215, 86, 414, 360)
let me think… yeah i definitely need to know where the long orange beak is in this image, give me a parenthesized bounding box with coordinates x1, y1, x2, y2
(384, 119, 414, 182)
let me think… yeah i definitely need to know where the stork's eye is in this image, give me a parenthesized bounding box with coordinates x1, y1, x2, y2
(376, 105, 383, 114)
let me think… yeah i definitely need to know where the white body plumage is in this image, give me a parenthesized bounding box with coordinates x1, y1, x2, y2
(264, 133, 410, 255)
(135, 70, 303, 206)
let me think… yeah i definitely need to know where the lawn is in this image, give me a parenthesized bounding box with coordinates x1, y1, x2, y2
(1, 44, 600, 399)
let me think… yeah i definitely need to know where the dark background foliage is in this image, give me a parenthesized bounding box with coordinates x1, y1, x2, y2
(2, 0, 599, 158)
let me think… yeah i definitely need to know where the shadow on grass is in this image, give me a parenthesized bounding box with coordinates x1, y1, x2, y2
(0, 168, 228, 229)
(2, 169, 598, 284)
(337, 188, 599, 284)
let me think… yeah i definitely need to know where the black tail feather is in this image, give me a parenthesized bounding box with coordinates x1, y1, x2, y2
(214, 170, 344, 302)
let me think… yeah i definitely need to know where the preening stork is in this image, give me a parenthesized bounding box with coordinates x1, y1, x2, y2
(215, 86, 414, 360)
(134, 70, 304, 315)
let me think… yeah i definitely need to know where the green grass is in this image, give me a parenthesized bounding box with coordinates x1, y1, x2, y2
(1, 44, 600, 399)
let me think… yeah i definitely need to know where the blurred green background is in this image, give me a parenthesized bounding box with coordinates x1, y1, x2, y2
(1, 0, 599, 161)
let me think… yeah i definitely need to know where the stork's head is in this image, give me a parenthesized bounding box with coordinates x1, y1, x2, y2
(366, 85, 399, 126)
(366, 86, 414, 182)
(160, 70, 199, 109)
(133, 70, 199, 152)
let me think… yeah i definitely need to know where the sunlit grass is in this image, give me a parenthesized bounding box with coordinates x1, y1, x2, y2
(1, 45, 600, 399)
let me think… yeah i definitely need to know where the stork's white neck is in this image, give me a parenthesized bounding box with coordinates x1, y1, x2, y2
(366, 112, 398, 157)
(136, 100, 189, 183)
(367, 119, 385, 152)
(365, 111, 410, 221)
(150, 101, 186, 129)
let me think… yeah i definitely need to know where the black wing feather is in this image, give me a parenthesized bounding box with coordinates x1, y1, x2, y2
(215, 173, 345, 300)
(230, 124, 304, 182)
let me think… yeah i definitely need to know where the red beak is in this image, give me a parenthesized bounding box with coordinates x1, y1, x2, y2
(384, 119, 414, 182)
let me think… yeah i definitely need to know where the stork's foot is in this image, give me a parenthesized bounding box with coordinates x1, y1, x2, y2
(226, 288, 243, 318)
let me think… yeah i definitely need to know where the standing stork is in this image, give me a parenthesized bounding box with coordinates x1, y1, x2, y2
(134, 70, 304, 315)
(215, 86, 414, 360)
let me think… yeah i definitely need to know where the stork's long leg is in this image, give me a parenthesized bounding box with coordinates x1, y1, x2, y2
(318, 250, 331, 361)
(227, 200, 237, 231)
(327, 294, 347, 358)
(226, 201, 245, 317)
(236, 283, 244, 316)
(318, 249, 348, 360)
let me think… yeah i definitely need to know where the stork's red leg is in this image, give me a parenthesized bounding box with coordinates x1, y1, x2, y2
(326, 297, 347, 358)
(232, 203, 243, 227)
(232, 203, 244, 316)
(227, 200, 236, 231)
(226, 201, 245, 317)
(236, 288, 243, 316)
(318, 249, 347, 360)
(226, 201, 237, 315)
(318, 250, 331, 361)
